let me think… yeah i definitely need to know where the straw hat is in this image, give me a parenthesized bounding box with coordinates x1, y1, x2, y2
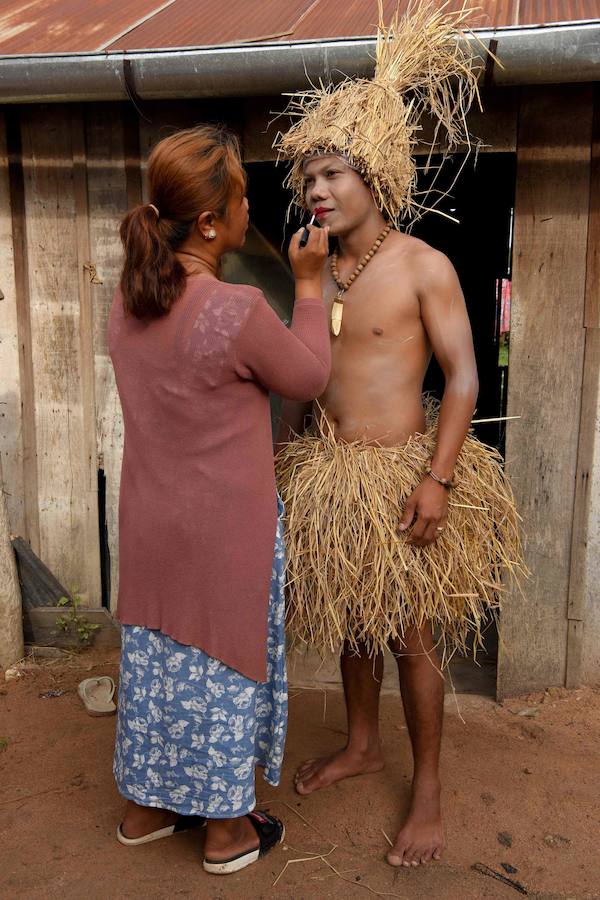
(275, 1, 486, 224)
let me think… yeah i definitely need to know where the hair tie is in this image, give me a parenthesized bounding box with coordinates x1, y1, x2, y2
(148, 203, 159, 219)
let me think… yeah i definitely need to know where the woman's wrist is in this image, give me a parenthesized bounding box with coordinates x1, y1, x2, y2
(294, 276, 322, 301)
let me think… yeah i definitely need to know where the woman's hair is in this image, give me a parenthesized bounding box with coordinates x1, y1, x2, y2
(119, 125, 246, 318)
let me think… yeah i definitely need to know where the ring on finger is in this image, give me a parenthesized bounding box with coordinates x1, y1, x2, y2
(436, 526, 444, 532)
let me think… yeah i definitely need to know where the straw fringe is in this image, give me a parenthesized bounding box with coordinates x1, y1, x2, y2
(276, 416, 527, 667)
(274, 1, 484, 225)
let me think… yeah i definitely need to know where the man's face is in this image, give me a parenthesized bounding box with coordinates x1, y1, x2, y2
(302, 155, 377, 236)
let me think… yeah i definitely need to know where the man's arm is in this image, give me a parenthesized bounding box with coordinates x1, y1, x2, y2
(400, 250, 479, 546)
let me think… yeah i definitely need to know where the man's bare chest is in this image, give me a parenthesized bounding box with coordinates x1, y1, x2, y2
(322, 271, 421, 343)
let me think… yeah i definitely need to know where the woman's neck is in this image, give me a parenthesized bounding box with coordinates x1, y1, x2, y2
(175, 250, 218, 278)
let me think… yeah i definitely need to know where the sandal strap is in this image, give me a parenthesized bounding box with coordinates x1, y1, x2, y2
(246, 811, 283, 856)
(173, 814, 206, 833)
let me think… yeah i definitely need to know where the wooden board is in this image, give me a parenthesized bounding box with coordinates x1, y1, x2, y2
(578, 88, 600, 685)
(3, 108, 39, 551)
(25, 606, 121, 649)
(85, 103, 136, 611)
(566, 327, 600, 688)
(0, 110, 25, 539)
(585, 86, 600, 330)
(19, 104, 101, 606)
(497, 85, 593, 698)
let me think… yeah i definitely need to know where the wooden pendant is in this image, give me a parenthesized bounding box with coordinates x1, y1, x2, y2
(331, 291, 344, 336)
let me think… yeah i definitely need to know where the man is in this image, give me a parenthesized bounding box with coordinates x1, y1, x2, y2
(274, 2, 524, 871)
(277, 151, 477, 867)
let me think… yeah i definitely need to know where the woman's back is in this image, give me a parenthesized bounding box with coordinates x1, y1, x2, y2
(110, 274, 329, 681)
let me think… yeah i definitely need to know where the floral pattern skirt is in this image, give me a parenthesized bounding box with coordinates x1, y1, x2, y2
(113, 499, 287, 818)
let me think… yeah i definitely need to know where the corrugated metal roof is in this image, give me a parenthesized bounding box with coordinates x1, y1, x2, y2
(0, 0, 598, 55)
(289, 0, 515, 39)
(0, 0, 164, 54)
(109, 0, 317, 51)
(519, 0, 599, 25)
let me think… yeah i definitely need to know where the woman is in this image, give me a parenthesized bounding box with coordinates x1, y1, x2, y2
(109, 125, 330, 875)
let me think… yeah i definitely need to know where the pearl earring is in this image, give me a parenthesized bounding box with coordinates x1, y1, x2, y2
(206, 228, 217, 240)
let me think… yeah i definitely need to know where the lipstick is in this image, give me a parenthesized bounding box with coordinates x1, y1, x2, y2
(299, 213, 320, 248)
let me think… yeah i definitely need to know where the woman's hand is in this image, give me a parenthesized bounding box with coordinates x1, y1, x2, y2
(288, 224, 330, 283)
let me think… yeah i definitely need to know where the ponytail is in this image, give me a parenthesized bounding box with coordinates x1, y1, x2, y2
(119, 205, 190, 318)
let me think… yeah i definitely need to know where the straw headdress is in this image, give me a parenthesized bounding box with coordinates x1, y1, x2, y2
(274, 1, 485, 224)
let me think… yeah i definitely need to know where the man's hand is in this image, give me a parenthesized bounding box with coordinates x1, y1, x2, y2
(399, 478, 449, 546)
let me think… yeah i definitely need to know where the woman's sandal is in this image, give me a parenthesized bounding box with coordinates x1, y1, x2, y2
(203, 811, 285, 875)
(78, 676, 116, 717)
(117, 814, 206, 846)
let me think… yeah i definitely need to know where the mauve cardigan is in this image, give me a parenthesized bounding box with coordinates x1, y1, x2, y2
(108, 275, 330, 682)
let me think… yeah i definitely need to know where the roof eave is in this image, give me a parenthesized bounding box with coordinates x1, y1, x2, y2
(0, 21, 598, 104)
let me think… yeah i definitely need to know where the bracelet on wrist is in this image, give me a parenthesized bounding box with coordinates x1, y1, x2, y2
(424, 466, 455, 490)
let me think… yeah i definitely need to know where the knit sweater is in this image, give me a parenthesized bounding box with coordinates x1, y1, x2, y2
(109, 274, 330, 681)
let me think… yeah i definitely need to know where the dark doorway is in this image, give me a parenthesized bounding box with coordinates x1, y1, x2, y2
(412, 152, 516, 455)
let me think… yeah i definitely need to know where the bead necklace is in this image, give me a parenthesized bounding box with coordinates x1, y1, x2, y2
(329, 223, 392, 336)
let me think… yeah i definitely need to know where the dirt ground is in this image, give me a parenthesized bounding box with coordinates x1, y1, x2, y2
(1, 648, 598, 900)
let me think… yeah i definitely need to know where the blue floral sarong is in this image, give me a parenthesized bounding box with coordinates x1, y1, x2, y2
(113, 499, 287, 818)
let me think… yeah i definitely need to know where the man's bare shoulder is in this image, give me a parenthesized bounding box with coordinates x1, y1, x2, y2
(383, 232, 457, 290)
(384, 231, 448, 268)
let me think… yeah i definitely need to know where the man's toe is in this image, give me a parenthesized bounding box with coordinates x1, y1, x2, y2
(295, 760, 316, 779)
(386, 840, 410, 867)
(295, 771, 321, 795)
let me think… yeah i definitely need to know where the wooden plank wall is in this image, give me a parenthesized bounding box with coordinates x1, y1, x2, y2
(497, 85, 594, 698)
(580, 87, 600, 685)
(17, 105, 101, 605)
(0, 100, 228, 610)
(0, 111, 25, 539)
(1, 90, 598, 695)
(85, 104, 133, 608)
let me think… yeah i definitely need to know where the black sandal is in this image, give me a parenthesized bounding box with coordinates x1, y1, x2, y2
(203, 810, 285, 875)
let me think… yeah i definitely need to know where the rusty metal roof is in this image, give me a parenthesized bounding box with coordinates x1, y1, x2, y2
(0, 0, 598, 55)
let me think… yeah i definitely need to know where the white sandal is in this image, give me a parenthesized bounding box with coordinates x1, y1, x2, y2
(77, 676, 116, 717)
(117, 814, 206, 846)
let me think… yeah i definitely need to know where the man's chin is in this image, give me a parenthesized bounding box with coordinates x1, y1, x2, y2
(321, 216, 343, 236)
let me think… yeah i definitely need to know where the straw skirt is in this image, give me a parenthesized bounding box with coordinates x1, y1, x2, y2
(276, 423, 526, 664)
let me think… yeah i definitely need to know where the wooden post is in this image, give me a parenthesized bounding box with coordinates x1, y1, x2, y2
(497, 85, 593, 698)
(572, 86, 600, 686)
(0, 457, 24, 670)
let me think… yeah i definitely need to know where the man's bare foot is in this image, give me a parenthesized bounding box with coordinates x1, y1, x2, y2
(386, 777, 444, 867)
(294, 746, 384, 795)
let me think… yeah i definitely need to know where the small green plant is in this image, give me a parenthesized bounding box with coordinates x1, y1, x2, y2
(56, 591, 100, 645)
